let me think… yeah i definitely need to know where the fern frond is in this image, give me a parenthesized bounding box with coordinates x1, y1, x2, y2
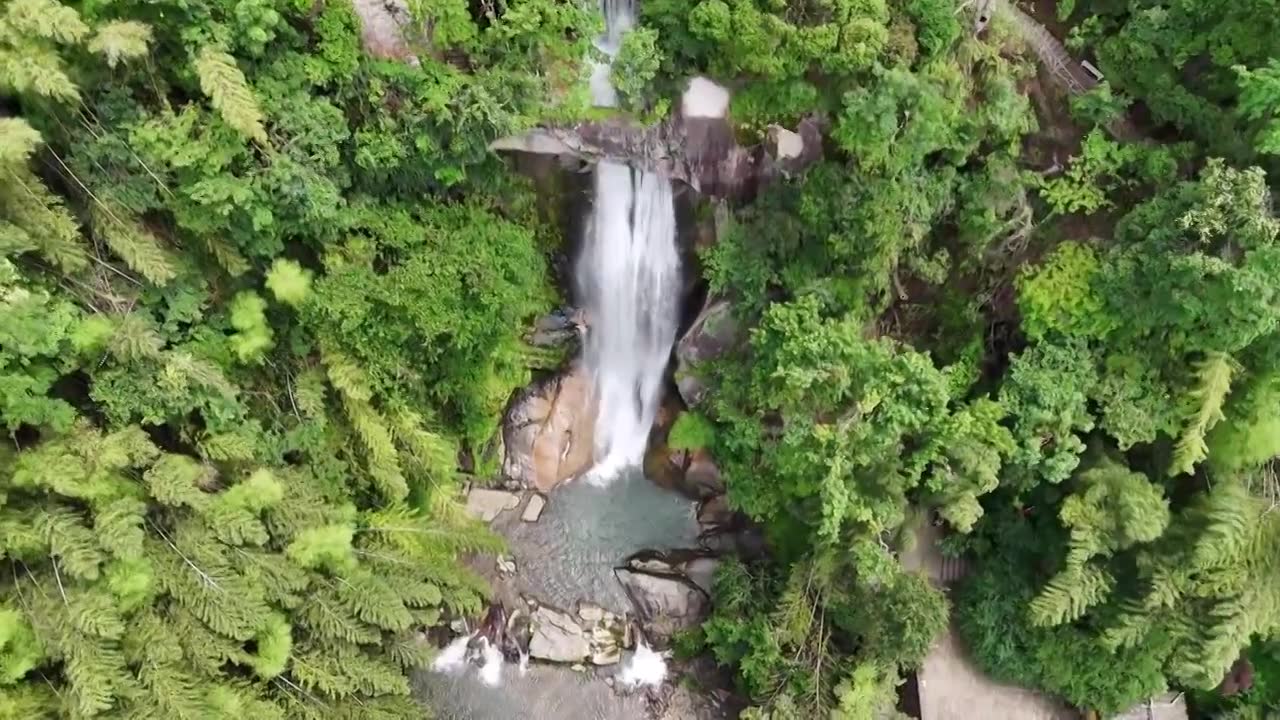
(291, 642, 409, 698)
(344, 399, 409, 502)
(386, 403, 457, 481)
(202, 235, 250, 276)
(1190, 480, 1254, 567)
(165, 352, 237, 399)
(198, 432, 258, 462)
(323, 350, 373, 402)
(3, 0, 89, 42)
(143, 454, 210, 509)
(62, 633, 128, 717)
(234, 546, 310, 608)
(134, 663, 210, 719)
(86, 21, 151, 68)
(295, 589, 380, 645)
(94, 498, 147, 558)
(1029, 564, 1114, 626)
(205, 503, 270, 546)
(384, 631, 434, 670)
(0, 167, 85, 269)
(193, 48, 269, 145)
(91, 208, 178, 285)
(107, 313, 165, 361)
(69, 593, 127, 640)
(0, 46, 80, 100)
(0, 217, 35, 256)
(290, 367, 329, 419)
(1101, 599, 1154, 651)
(1171, 352, 1238, 476)
(0, 117, 42, 164)
(334, 570, 413, 631)
(41, 507, 105, 580)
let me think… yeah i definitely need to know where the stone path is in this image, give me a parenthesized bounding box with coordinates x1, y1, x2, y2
(906, 519, 1077, 720)
(978, 0, 1142, 142)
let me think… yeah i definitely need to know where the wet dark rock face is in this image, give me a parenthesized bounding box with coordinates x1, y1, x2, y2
(674, 297, 743, 409)
(493, 113, 824, 200)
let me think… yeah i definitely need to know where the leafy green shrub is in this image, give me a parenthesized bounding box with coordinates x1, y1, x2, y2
(1069, 82, 1130, 128)
(956, 553, 1169, 714)
(668, 411, 716, 450)
(1036, 130, 1137, 215)
(0, 0, 590, 715)
(1016, 241, 1114, 342)
(612, 27, 663, 111)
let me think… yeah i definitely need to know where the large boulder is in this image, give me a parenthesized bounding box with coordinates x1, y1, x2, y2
(528, 606, 590, 663)
(675, 299, 742, 408)
(696, 495, 733, 529)
(683, 449, 724, 498)
(527, 309, 583, 351)
(615, 565, 710, 644)
(351, 0, 424, 64)
(502, 363, 596, 492)
(645, 443, 724, 500)
(678, 556, 720, 598)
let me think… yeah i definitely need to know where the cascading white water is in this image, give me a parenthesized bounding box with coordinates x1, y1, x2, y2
(578, 0, 681, 485)
(431, 632, 474, 673)
(478, 639, 503, 688)
(616, 640, 667, 688)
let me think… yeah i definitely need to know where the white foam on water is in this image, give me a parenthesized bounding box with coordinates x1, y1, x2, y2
(617, 641, 667, 688)
(431, 633, 474, 673)
(479, 640, 504, 688)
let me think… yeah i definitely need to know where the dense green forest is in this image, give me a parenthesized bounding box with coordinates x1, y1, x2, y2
(2, 0, 1280, 718)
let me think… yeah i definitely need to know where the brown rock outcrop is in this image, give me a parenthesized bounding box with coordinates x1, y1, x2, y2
(502, 363, 596, 492)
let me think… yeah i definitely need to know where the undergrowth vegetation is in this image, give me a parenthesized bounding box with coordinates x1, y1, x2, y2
(0, 0, 589, 716)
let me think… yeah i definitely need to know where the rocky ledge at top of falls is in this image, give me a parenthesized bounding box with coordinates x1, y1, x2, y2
(490, 78, 825, 200)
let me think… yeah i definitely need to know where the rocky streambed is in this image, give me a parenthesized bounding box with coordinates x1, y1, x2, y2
(415, 295, 750, 719)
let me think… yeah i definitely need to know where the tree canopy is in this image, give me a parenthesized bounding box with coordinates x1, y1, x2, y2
(6, 0, 1280, 717)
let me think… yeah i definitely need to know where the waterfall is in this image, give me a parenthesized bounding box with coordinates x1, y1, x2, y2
(577, 0, 681, 485)
(588, 0, 635, 106)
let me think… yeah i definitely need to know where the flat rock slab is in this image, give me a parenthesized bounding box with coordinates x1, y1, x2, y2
(522, 494, 547, 522)
(465, 489, 520, 522)
(529, 606, 590, 663)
